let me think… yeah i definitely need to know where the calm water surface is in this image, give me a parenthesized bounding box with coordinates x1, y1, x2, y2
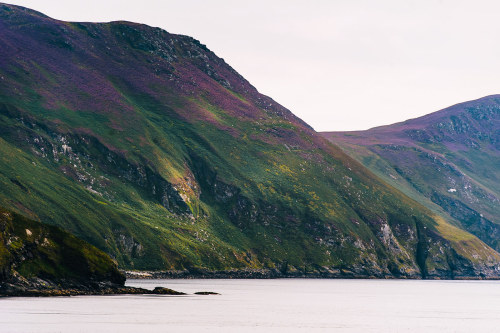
(1, 279, 500, 332)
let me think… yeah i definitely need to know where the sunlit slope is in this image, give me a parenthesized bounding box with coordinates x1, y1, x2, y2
(0, 3, 498, 277)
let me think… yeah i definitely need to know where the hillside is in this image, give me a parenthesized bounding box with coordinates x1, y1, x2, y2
(0, 3, 499, 278)
(322, 95, 500, 254)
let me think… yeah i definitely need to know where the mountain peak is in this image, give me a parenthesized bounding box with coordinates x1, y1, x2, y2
(1, 2, 49, 19)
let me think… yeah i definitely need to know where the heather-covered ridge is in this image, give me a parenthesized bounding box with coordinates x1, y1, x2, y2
(322, 95, 500, 254)
(0, 3, 499, 278)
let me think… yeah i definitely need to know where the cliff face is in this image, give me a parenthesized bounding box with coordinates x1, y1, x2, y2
(322, 95, 500, 258)
(0, 207, 125, 295)
(0, 3, 499, 278)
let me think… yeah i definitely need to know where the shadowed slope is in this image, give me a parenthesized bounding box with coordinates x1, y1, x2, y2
(0, 206, 125, 294)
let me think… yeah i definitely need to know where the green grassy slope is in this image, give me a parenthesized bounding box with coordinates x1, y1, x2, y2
(0, 3, 498, 277)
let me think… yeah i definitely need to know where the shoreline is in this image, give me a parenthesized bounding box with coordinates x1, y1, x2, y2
(3, 270, 498, 297)
(0, 285, 187, 297)
(124, 268, 500, 280)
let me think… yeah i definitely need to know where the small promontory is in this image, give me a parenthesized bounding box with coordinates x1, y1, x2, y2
(0, 206, 126, 296)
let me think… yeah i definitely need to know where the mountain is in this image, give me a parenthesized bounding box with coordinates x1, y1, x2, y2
(0, 206, 125, 295)
(322, 95, 500, 255)
(0, 3, 499, 278)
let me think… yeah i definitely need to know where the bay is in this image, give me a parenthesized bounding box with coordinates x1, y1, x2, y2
(1, 279, 500, 332)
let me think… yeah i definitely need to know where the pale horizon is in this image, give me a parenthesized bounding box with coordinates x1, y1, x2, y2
(4, 0, 500, 131)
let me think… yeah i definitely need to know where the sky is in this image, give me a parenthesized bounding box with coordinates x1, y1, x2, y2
(5, 0, 500, 131)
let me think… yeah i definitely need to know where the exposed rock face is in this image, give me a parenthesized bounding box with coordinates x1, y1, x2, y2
(0, 4, 499, 279)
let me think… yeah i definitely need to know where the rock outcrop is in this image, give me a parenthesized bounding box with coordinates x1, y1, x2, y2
(0, 206, 127, 296)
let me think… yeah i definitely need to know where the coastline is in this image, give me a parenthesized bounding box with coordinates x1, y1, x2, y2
(0, 285, 187, 297)
(0, 277, 191, 297)
(3, 269, 498, 297)
(124, 268, 500, 280)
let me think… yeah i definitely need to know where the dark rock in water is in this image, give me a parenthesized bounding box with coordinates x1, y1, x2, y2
(194, 291, 220, 295)
(153, 287, 186, 295)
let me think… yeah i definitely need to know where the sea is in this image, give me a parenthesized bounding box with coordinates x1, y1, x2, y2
(1, 279, 500, 332)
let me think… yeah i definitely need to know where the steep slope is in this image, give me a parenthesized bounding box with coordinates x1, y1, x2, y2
(0, 3, 499, 278)
(323, 95, 500, 253)
(0, 206, 125, 294)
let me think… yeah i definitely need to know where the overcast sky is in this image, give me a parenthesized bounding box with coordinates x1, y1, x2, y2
(5, 0, 500, 131)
